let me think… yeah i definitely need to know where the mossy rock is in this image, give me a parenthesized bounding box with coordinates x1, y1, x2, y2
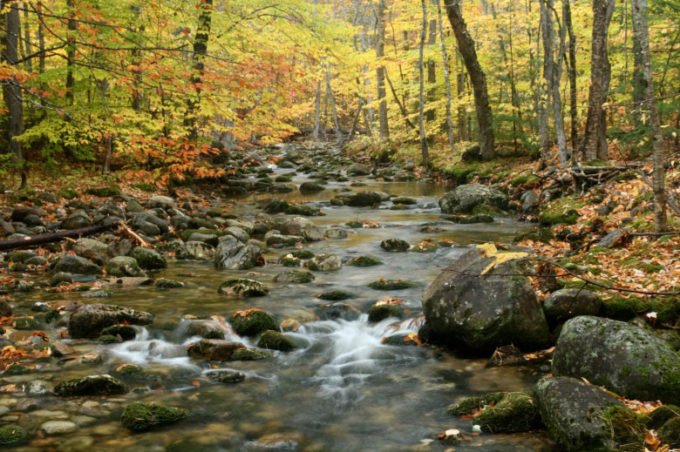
(58, 188, 79, 200)
(410, 240, 438, 253)
(382, 334, 420, 346)
(101, 324, 137, 341)
(130, 247, 167, 270)
(218, 278, 268, 297)
(180, 229, 222, 244)
(345, 191, 382, 207)
(538, 197, 584, 225)
(368, 279, 417, 290)
(380, 238, 410, 252)
(475, 392, 541, 433)
(55, 374, 127, 396)
(647, 405, 680, 429)
(13, 316, 41, 330)
(230, 309, 278, 337)
(4, 363, 29, 375)
(274, 270, 315, 284)
(291, 249, 314, 259)
(659, 416, 680, 448)
(600, 406, 647, 451)
(86, 186, 122, 197)
(368, 303, 403, 322)
(448, 393, 505, 416)
(347, 255, 383, 267)
(155, 278, 185, 289)
(231, 348, 271, 361)
(318, 290, 354, 301)
(392, 197, 417, 205)
(444, 214, 494, 224)
(599, 297, 645, 320)
(279, 254, 301, 267)
(257, 330, 297, 352)
(98, 334, 122, 344)
(0, 425, 27, 446)
(121, 402, 187, 431)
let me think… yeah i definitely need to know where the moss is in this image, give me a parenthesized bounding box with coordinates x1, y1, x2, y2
(257, 330, 297, 352)
(58, 187, 79, 199)
(5, 363, 29, 375)
(98, 334, 122, 344)
(55, 375, 127, 396)
(659, 416, 680, 447)
(380, 239, 410, 252)
(392, 197, 417, 205)
(647, 405, 680, 429)
(601, 406, 647, 451)
(279, 255, 301, 267)
(230, 310, 278, 336)
(538, 197, 584, 225)
(600, 296, 645, 320)
(448, 393, 505, 416)
(86, 185, 121, 197)
(318, 290, 354, 301)
(347, 255, 383, 267)
(0, 425, 27, 446)
(511, 173, 540, 187)
(155, 278, 185, 289)
(291, 249, 314, 259)
(13, 316, 41, 330)
(218, 278, 268, 297)
(132, 182, 157, 192)
(101, 325, 137, 341)
(274, 270, 315, 284)
(368, 279, 417, 290)
(636, 263, 665, 274)
(368, 303, 403, 322)
(121, 402, 187, 431)
(475, 392, 540, 433)
(230, 348, 271, 361)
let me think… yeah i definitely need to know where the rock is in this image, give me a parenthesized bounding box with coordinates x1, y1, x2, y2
(218, 278, 268, 297)
(346, 191, 382, 207)
(318, 290, 354, 301)
(23, 213, 42, 226)
(274, 270, 315, 284)
(0, 424, 26, 446)
(461, 144, 483, 162)
(439, 184, 508, 214)
(125, 198, 144, 213)
(73, 238, 109, 263)
(68, 303, 153, 338)
(186, 320, 225, 339)
(101, 324, 137, 341)
(543, 289, 601, 327)
(265, 232, 302, 247)
(597, 229, 630, 249)
(368, 279, 417, 290)
(0, 299, 11, 317)
(107, 238, 132, 257)
(382, 334, 420, 346)
(257, 330, 297, 351)
(305, 253, 342, 271)
(131, 211, 168, 236)
(121, 402, 186, 431)
(61, 210, 92, 229)
(535, 376, 644, 451)
(368, 300, 403, 322)
(231, 348, 271, 360)
(263, 199, 322, 216)
(214, 235, 260, 270)
(224, 226, 250, 242)
(380, 238, 410, 252)
(129, 247, 167, 269)
(105, 256, 146, 277)
(450, 392, 539, 433)
(177, 241, 214, 260)
(552, 315, 680, 404)
(86, 186, 121, 197)
(422, 247, 550, 354)
(325, 227, 348, 239)
(186, 232, 218, 246)
(55, 375, 127, 396)
(269, 216, 323, 242)
(299, 182, 325, 193)
(11, 205, 42, 222)
(50, 340, 75, 357)
(347, 255, 382, 267)
(55, 254, 101, 275)
(155, 278, 185, 289)
(40, 420, 78, 435)
(188, 339, 245, 361)
(659, 417, 680, 448)
(230, 309, 278, 336)
(444, 214, 494, 224)
(347, 163, 371, 176)
(146, 195, 176, 210)
(521, 190, 539, 214)
(205, 369, 246, 384)
(647, 405, 680, 429)
(314, 303, 360, 321)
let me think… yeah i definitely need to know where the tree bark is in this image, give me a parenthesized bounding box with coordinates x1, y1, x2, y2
(313, 79, 322, 140)
(631, 0, 667, 231)
(437, 0, 455, 152)
(65, 0, 76, 106)
(537, 8, 550, 164)
(419, 0, 430, 166)
(22, 5, 31, 74)
(426, 8, 437, 123)
(185, 0, 213, 141)
(0, 220, 119, 252)
(563, 0, 578, 151)
(444, 0, 495, 159)
(581, 0, 614, 161)
(2, 0, 26, 189)
(326, 62, 343, 143)
(376, 0, 389, 139)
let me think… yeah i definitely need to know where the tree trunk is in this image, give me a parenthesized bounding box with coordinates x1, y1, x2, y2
(444, 0, 495, 159)
(537, 8, 550, 165)
(426, 9, 437, 123)
(22, 6, 32, 74)
(563, 0, 578, 151)
(2, 0, 26, 188)
(419, 0, 430, 167)
(581, 0, 614, 161)
(456, 53, 468, 141)
(631, 0, 667, 231)
(66, 0, 76, 106)
(313, 80, 322, 140)
(376, 0, 389, 139)
(327, 63, 343, 143)
(437, 0, 455, 152)
(185, 0, 213, 141)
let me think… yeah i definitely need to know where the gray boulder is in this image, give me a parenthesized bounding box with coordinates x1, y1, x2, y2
(177, 241, 214, 260)
(305, 253, 342, 272)
(267, 216, 322, 242)
(54, 254, 101, 275)
(422, 248, 549, 354)
(439, 184, 508, 214)
(146, 195, 176, 210)
(61, 210, 91, 229)
(543, 289, 601, 327)
(552, 315, 680, 404)
(214, 235, 260, 270)
(129, 247, 167, 270)
(106, 256, 146, 277)
(68, 303, 153, 338)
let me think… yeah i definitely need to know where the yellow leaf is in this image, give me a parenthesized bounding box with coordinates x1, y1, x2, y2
(477, 243, 528, 275)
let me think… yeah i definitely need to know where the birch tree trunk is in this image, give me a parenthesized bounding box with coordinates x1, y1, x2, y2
(444, 0, 495, 159)
(631, 0, 667, 231)
(419, 0, 430, 166)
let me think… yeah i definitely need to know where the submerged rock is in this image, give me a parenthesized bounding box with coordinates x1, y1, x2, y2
(422, 247, 549, 354)
(68, 303, 153, 338)
(305, 253, 342, 272)
(274, 270, 315, 284)
(380, 238, 410, 252)
(368, 300, 403, 322)
(55, 375, 127, 396)
(218, 278, 269, 297)
(205, 369, 246, 384)
(0, 425, 27, 446)
(188, 339, 245, 361)
(214, 235, 260, 270)
(230, 309, 278, 337)
(315, 303, 360, 321)
(257, 330, 297, 351)
(552, 315, 680, 404)
(535, 377, 644, 451)
(121, 402, 186, 431)
(347, 255, 382, 267)
(318, 290, 354, 301)
(439, 184, 508, 215)
(368, 279, 417, 290)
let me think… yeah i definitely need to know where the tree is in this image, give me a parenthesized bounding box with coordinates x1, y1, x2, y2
(185, 0, 214, 142)
(376, 0, 390, 139)
(436, 0, 455, 152)
(2, 0, 25, 188)
(581, 0, 614, 161)
(418, 0, 429, 166)
(631, 0, 667, 231)
(444, 0, 495, 159)
(563, 0, 578, 151)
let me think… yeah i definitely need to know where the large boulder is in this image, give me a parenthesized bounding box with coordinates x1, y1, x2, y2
(543, 289, 601, 327)
(422, 247, 550, 354)
(213, 235, 260, 270)
(68, 303, 153, 338)
(439, 184, 508, 215)
(61, 210, 91, 230)
(552, 315, 680, 404)
(535, 377, 645, 451)
(177, 241, 214, 260)
(54, 254, 101, 275)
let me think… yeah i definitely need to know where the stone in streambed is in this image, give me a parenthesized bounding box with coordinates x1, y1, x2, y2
(205, 369, 246, 384)
(230, 309, 278, 337)
(543, 289, 601, 327)
(218, 278, 268, 297)
(55, 375, 127, 396)
(552, 315, 680, 404)
(347, 255, 382, 267)
(274, 270, 315, 284)
(315, 303, 360, 321)
(100, 324, 137, 341)
(55, 254, 101, 275)
(318, 290, 354, 301)
(105, 256, 146, 277)
(257, 330, 297, 352)
(368, 300, 403, 322)
(0, 425, 27, 446)
(305, 253, 341, 271)
(40, 420, 78, 435)
(368, 279, 417, 290)
(129, 247, 167, 269)
(188, 339, 245, 361)
(214, 235, 260, 270)
(439, 183, 508, 215)
(380, 238, 410, 252)
(121, 402, 186, 431)
(68, 303, 153, 338)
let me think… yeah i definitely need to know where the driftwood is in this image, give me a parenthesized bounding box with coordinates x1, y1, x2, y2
(0, 219, 120, 251)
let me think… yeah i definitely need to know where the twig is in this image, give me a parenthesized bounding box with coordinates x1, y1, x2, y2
(118, 223, 149, 248)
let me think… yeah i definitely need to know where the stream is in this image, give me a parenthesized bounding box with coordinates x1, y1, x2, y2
(0, 151, 557, 451)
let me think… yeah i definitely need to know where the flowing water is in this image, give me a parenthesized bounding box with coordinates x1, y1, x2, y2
(1, 160, 557, 451)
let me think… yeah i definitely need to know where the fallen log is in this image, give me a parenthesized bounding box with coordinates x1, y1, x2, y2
(0, 219, 120, 252)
